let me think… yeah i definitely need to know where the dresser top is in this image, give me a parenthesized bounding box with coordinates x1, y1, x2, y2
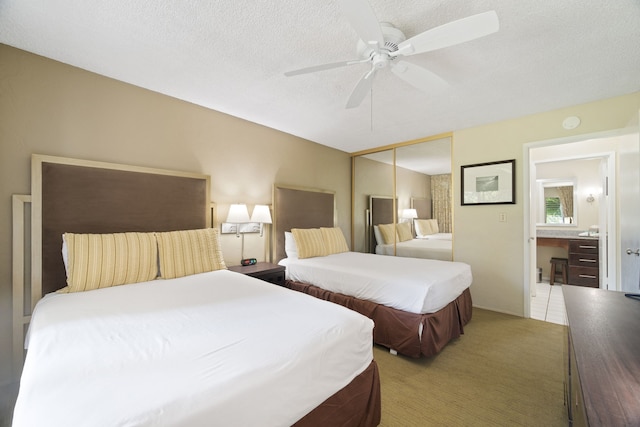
(563, 285, 640, 426)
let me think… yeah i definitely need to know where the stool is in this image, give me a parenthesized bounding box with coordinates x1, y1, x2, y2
(549, 257, 568, 286)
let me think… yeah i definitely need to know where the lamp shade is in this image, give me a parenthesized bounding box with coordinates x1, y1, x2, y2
(226, 204, 250, 223)
(250, 205, 272, 224)
(401, 208, 418, 219)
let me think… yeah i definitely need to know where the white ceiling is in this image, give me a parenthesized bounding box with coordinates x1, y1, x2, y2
(1, 0, 639, 154)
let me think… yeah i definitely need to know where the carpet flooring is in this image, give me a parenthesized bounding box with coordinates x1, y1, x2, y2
(373, 308, 567, 427)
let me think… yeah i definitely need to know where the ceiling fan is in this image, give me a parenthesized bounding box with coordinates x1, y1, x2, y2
(284, 0, 499, 109)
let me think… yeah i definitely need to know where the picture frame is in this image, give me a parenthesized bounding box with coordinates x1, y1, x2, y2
(461, 159, 515, 205)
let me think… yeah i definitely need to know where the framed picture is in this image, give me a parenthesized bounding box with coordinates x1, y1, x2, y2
(461, 159, 515, 205)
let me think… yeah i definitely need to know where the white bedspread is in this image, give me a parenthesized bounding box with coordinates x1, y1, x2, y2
(417, 233, 452, 241)
(280, 252, 472, 314)
(13, 269, 374, 427)
(376, 238, 452, 261)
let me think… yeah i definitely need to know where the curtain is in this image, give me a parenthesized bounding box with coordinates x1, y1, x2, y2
(557, 186, 574, 222)
(431, 174, 452, 233)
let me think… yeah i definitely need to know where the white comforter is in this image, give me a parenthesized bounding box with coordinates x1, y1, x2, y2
(13, 269, 374, 427)
(280, 252, 472, 314)
(376, 238, 452, 261)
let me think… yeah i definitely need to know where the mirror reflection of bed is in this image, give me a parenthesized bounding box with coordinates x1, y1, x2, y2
(371, 198, 452, 261)
(353, 136, 453, 261)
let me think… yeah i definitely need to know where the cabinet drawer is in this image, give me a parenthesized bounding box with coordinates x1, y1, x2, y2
(569, 240, 598, 254)
(569, 252, 598, 268)
(569, 266, 599, 287)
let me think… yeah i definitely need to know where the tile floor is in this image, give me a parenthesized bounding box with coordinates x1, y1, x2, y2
(530, 280, 567, 325)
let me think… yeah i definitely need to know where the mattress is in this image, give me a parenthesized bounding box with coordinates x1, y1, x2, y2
(13, 269, 374, 427)
(376, 238, 452, 261)
(279, 252, 472, 314)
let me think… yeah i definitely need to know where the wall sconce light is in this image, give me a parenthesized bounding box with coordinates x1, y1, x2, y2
(226, 204, 250, 237)
(250, 205, 272, 237)
(586, 194, 595, 204)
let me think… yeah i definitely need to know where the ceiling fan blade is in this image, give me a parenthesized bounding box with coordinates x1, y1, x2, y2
(390, 61, 448, 93)
(284, 59, 365, 77)
(338, 0, 384, 49)
(393, 10, 499, 57)
(346, 68, 376, 109)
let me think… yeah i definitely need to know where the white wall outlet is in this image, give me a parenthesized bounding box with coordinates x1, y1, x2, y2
(499, 213, 507, 222)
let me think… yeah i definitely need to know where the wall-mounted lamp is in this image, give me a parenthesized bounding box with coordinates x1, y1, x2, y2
(586, 194, 595, 204)
(250, 204, 272, 237)
(225, 204, 250, 237)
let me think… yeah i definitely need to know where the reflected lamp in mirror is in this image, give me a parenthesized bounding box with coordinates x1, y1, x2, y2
(401, 209, 418, 221)
(401, 208, 418, 234)
(225, 204, 250, 237)
(250, 204, 272, 237)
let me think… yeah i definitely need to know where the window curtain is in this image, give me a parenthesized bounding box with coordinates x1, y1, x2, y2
(431, 174, 452, 233)
(557, 186, 574, 221)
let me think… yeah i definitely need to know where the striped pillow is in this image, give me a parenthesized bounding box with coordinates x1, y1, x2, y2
(157, 228, 226, 279)
(397, 222, 413, 242)
(63, 232, 158, 293)
(291, 228, 328, 259)
(415, 219, 438, 237)
(321, 227, 349, 254)
(377, 223, 397, 244)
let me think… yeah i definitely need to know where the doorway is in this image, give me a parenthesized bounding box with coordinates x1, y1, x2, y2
(523, 129, 640, 322)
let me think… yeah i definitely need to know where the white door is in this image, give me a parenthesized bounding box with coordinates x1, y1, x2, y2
(619, 131, 640, 292)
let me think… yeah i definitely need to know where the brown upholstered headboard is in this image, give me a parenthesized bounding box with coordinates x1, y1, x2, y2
(32, 155, 211, 296)
(411, 197, 431, 219)
(273, 185, 336, 263)
(368, 196, 394, 253)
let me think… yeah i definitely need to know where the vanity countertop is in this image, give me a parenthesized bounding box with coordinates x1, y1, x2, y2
(536, 230, 598, 240)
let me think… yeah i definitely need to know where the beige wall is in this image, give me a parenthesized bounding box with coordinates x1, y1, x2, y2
(0, 44, 351, 384)
(452, 92, 640, 316)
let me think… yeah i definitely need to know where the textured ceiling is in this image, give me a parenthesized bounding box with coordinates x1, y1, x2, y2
(1, 0, 639, 154)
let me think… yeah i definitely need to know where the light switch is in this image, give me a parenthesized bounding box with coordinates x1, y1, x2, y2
(499, 213, 507, 222)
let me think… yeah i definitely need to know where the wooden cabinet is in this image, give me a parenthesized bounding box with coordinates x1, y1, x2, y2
(563, 286, 640, 426)
(227, 262, 286, 287)
(568, 239, 599, 287)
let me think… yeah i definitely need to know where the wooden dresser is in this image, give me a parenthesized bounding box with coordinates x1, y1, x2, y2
(568, 239, 599, 287)
(563, 285, 640, 426)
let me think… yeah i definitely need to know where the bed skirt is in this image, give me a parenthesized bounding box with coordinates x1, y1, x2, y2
(287, 281, 472, 358)
(294, 359, 381, 427)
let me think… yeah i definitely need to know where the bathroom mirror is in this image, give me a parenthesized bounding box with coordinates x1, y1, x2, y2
(536, 179, 577, 226)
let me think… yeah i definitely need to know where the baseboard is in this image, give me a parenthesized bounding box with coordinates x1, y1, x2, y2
(472, 304, 523, 318)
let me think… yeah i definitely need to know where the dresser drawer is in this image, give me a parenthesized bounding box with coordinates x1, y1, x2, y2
(569, 240, 598, 254)
(569, 252, 598, 268)
(569, 266, 599, 287)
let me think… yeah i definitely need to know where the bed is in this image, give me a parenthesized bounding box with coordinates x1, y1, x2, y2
(273, 185, 473, 359)
(12, 156, 381, 427)
(374, 218, 453, 261)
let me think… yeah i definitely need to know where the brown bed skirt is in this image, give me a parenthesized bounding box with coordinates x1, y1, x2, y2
(294, 359, 381, 427)
(287, 281, 472, 358)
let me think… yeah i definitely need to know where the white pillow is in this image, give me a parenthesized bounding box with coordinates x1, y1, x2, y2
(61, 234, 69, 275)
(373, 226, 383, 246)
(284, 231, 298, 258)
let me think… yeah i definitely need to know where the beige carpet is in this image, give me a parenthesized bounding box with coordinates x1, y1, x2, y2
(374, 308, 567, 427)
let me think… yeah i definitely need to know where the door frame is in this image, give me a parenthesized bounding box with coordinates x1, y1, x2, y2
(522, 128, 631, 318)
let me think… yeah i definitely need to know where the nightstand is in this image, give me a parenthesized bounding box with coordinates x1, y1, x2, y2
(227, 262, 286, 287)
